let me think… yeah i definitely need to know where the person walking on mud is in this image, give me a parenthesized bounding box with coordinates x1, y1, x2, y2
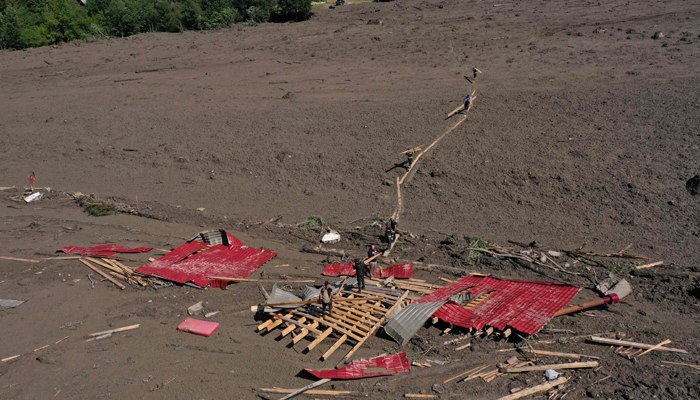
(353, 258, 367, 293)
(385, 222, 396, 244)
(319, 281, 334, 317)
(463, 95, 472, 113)
(472, 66, 482, 80)
(368, 245, 382, 278)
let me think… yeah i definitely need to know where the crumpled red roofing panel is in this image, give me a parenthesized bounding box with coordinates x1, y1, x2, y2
(305, 351, 410, 379)
(377, 263, 413, 278)
(419, 276, 579, 335)
(323, 262, 355, 277)
(136, 235, 276, 287)
(59, 245, 153, 257)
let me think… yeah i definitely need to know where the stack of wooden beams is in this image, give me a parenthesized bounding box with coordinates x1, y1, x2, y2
(256, 288, 410, 362)
(79, 256, 167, 289)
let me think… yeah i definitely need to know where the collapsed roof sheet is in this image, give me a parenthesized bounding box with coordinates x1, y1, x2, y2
(421, 276, 580, 335)
(136, 233, 276, 287)
(60, 245, 152, 257)
(305, 351, 411, 379)
(377, 263, 413, 279)
(384, 301, 447, 346)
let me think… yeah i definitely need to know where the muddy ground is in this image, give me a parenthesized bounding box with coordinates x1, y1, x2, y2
(1, 0, 699, 398)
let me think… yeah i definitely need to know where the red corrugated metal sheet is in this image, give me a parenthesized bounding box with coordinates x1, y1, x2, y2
(59, 245, 152, 257)
(419, 276, 579, 335)
(372, 263, 413, 279)
(305, 351, 410, 379)
(323, 262, 355, 277)
(136, 234, 276, 287)
(324, 263, 413, 279)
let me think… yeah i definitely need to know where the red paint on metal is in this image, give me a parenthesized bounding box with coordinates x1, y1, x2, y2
(305, 351, 410, 379)
(136, 234, 276, 287)
(419, 276, 579, 335)
(60, 245, 153, 257)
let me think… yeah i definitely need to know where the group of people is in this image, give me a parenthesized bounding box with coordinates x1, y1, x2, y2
(317, 235, 398, 317)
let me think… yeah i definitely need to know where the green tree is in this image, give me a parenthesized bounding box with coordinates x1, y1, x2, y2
(154, 0, 183, 32)
(0, 6, 25, 49)
(274, 0, 311, 21)
(179, 0, 203, 30)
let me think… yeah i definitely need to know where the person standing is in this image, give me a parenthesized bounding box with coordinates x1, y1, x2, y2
(368, 245, 382, 278)
(385, 222, 395, 244)
(319, 281, 333, 317)
(406, 148, 415, 169)
(389, 217, 398, 235)
(353, 258, 367, 293)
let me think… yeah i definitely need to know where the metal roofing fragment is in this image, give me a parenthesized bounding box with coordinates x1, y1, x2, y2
(305, 351, 411, 379)
(384, 301, 447, 346)
(263, 284, 304, 312)
(302, 278, 357, 301)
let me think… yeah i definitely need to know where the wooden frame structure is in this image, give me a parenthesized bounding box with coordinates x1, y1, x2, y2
(256, 286, 410, 362)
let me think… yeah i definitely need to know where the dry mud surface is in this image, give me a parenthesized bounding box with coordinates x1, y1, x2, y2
(1, 0, 700, 399)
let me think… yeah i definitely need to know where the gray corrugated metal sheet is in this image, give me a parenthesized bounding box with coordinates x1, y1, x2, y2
(263, 284, 304, 312)
(0, 299, 24, 308)
(449, 292, 473, 305)
(384, 301, 447, 346)
(302, 278, 357, 301)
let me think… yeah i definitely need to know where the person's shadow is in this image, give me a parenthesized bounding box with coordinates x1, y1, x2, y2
(385, 160, 411, 172)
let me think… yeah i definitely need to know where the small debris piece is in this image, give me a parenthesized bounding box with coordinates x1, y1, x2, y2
(635, 261, 663, 270)
(652, 31, 664, 39)
(545, 369, 560, 380)
(0, 299, 25, 308)
(24, 192, 42, 203)
(204, 311, 220, 318)
(0, 256, 40, 263)
(1, 355, 21, 362)
(188, 302, 204, 316)
(636, 339, 671, 358)
(177, 318, 219, 337)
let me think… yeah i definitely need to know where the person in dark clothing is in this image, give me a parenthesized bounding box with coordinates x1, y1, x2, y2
(406, 149, 415, 168)
(368, 245, 381, 278)
(463, 95, 472, 112)
(319, 281, 333, 317)
(353, 258, 367, 292)
(389, 217, 398, 234)
(385, 222, 395, 244)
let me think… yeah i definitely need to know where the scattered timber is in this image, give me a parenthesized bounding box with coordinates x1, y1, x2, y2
(79, 258, 126, 290)
(636, 339, 672, 358)
(494, 377, 568, 400)
(253, 297, 383, 309)
(588, 336, 687, 353)
(661, 361, 700, 371)
(258, 387, 357, 396)
(206, 277, 315, 283)
(502, 361, 598, 373)
(635, 261, 663, 269)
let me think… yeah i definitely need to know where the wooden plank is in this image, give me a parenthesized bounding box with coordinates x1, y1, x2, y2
(318, 315, 367, 340)
(291, 310, 362, 341)
(635, 261, 663, 269)
(401, 145, 425, 154)
(0, 256, 40, 263)
(293, 321, 319, 344)
(636, 339, 672, 358)
(588, 336, 687, 353)
(322, 335, 347, 360)
(503, 361, 598, 373)
(526, 349, 600, 359)
(494, 377, 568, 400)
(334, 305, 381, 322)
(455, 343, 471, 351)
(661, 361, 700, 371)
(278, 315, 323, 335)
(281, 317, 306, 336)
(443, 363, 490, 383)
(89, 324, 140, 337)
(278, 378, 332, 400)
(306, 328, 333, 351)
(1, 355, 21, 362)
(260, 387, 355, 396)
(257, 319, 275, 331)
(79, 259, 126, 290)
(325, 309, 373, 332)
(405, 395, 438, 398)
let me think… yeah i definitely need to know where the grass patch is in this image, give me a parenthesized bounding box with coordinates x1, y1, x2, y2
(298, 215, 324, 232)
(558, 337, 568, 345)
(643, 327, 663, 336)
(374, 212, 390, 223)
(85, 202, 116, 217)
(441, 233, 459, 245)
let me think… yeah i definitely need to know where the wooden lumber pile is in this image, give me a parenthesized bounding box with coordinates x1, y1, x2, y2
(79, 256, 167, 289)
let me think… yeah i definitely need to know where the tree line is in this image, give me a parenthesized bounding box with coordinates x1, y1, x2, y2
(0, 0, 312, 50)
